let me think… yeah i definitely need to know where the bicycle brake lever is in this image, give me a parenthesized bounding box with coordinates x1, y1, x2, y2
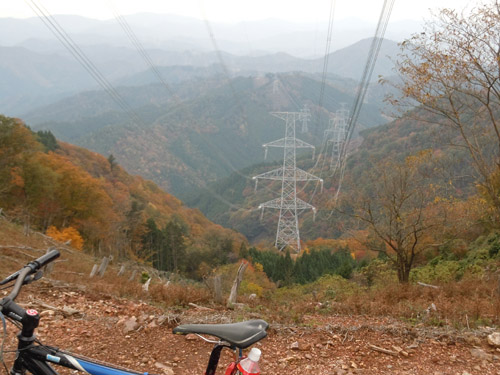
(22, 270, 43, 285)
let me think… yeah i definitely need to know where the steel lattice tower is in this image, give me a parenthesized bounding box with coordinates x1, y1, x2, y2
(324, 107, 349, 170)
(253, 112, 323, 252)
(300, 105, 311, 133)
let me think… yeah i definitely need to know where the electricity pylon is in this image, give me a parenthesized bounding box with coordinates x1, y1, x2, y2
(300, 105, 311, 133)
(253, 112, 323, 253)
(324, 107, 349, 172)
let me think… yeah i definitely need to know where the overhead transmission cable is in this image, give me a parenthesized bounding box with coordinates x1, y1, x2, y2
(28, 0, 252, 214)
(335, 0, 395, 195)
(25, 0, 261, 216)
(265, 0, 336, 201)
(318, 0, 336, 111)
(199, 0, 237, 94)
(108, 1, 176, 98)
(301, 0, 338, 207)
(195, 1, 313, 209)
(24, 0, 145, 127)
(299, 0, 396, 233)
(295, 0, 337, 204)
(109, 1, 278, 214)
(275, 76, 302, 111)
(322, 0, 396, 218)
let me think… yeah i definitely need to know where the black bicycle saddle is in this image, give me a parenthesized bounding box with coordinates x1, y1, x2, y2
(173, 319, 268, 349)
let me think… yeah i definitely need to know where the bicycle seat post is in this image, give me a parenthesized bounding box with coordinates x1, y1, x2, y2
(205, 343, 227, 375)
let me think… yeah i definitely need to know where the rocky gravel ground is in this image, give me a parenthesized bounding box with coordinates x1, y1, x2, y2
(1, 278, 499, 375)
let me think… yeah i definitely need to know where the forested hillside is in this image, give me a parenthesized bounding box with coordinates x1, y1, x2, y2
(184, 105, 477, 243)
(0, 115, 245, 278)
(1, 6, 500, 365)
(29, 73, 390, 199)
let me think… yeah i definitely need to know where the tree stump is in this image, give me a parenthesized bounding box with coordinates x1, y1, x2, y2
(129, 269, 137, 281)
(117, 265, 125, 276)
(227, 261, 248, 308)
(214, 275, 222, 304)
(97, 257, 110, 277)
(89, 264, 98, 278)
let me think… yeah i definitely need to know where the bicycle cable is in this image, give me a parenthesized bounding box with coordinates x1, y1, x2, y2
(0, 311, 8, 375)
(2, 312, 142, 375)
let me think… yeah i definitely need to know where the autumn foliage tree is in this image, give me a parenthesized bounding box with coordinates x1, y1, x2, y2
(348, 151, 444, 283)
(46, 226, 84, 250)
(0, 116, 41, 206)
(0, 115, 246, 274)
(393, 0, 500, 223)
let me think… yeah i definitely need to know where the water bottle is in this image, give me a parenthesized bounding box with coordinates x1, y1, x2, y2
(236, 348, 261, 375)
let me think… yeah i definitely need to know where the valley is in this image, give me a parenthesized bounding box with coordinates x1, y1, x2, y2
(1, 3, 500, 374)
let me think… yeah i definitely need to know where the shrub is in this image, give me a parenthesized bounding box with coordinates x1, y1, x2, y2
(489, 241, 500, 257)
(410, 260, 462, 283)
(240, 281, 264, 297)
(46, 226, 84, 250)
(360, 259, 396, 286)
(140, 271, 150, 284)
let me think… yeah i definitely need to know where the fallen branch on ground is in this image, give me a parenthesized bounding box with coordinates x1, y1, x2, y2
(27, 297, 81, 317)
(417, 282, 439, 289)
(369, 344, 399, 356)
(0, 245, 45, 253)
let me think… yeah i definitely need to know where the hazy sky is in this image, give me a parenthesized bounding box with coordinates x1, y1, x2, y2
(3, 0, 479, 23)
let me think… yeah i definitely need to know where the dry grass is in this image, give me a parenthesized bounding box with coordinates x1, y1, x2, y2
(263, 273, 500, 328)
(0, 220, 211, 310)
(1, 220, 498, 329)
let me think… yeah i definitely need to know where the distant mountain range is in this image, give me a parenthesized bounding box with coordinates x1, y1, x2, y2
(1, 13, 404, 216)
(0, 14, 420, 56)
(1, 34, 400, 115)
(27, 73, 390, 199)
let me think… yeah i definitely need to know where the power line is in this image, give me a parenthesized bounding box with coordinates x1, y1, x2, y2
(105, 1, 272, 214)
(288, 0, 341, 204)
(325, 0, 396, 217)
(318, 0, 336, 111)
(297, 0, 396, 232)
(26, 0, 260, 217)
(108, 1, 176, 98)
(274, 76, 302, 111)
(25, 0, 145, 127)
(199, 0, 237, 93)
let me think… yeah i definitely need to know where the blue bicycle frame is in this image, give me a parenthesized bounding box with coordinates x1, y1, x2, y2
(1, 250, 267, 375)
(12, 345, 149, 375)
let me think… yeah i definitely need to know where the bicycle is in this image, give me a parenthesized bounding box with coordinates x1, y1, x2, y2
(0, 250, 268, 375)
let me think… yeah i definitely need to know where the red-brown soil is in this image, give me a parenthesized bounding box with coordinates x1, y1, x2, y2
(0, 223, 499, 375)
(1, 278, 498, 375)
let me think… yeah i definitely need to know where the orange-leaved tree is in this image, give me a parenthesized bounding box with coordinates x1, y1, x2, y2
(46, 226, 84, 250)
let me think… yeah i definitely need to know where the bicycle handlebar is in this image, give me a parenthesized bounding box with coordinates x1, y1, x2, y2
(6, 267, 33, 303)
(0, 249, 60, 300)
(0, 249, 60, 286)
(32, 249, 61, 269)
(0, 249, 59, 330)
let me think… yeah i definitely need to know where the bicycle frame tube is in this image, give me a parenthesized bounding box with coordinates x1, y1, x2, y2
(14, 346, 149, 375)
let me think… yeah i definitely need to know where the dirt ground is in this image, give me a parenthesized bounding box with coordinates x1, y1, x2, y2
(0, 225, 499, 375)
(1, 278, 499, 375)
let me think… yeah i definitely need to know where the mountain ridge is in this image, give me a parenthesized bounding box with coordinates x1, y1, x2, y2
(28, 73, 389, 200)
(0, 114, 245, 276)
(1, 36, 399, 115)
